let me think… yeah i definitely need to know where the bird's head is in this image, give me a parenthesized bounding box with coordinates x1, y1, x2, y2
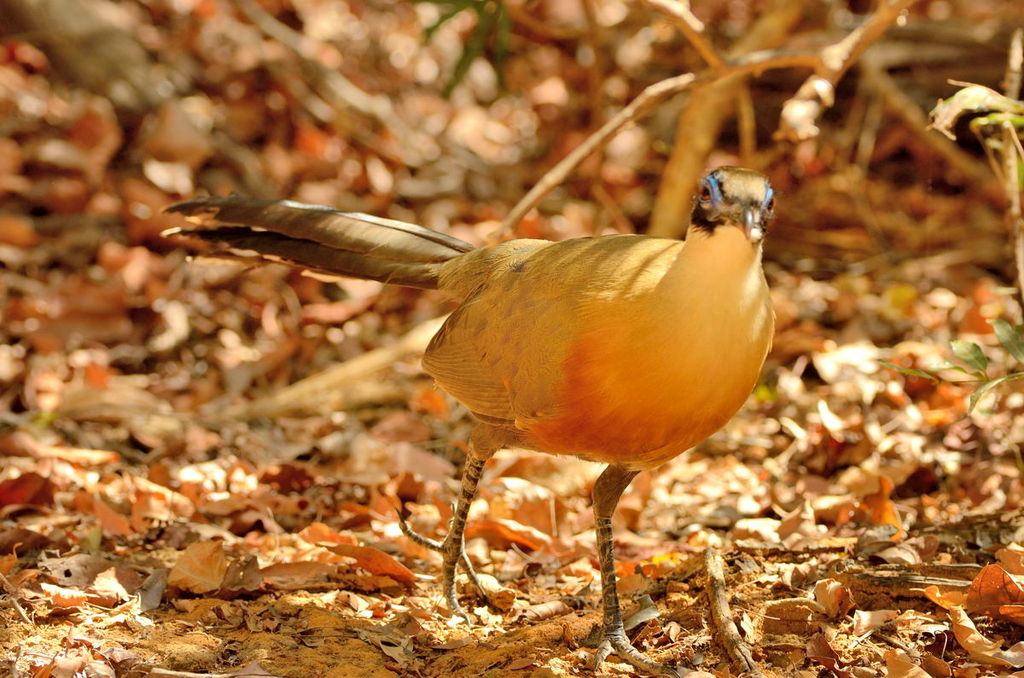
(690, 166, 775, 244)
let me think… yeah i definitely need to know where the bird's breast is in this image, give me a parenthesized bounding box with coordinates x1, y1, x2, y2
(523, 232, 773, 469)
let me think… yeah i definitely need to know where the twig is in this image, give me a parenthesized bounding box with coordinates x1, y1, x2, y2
(860, 60, 991, 184)
(498, 50, 819, 237)
(1002, 30, 1024, 310)
(777, 0, 919, 141)
(1004, 28, 1022, 100)
(643, 0, 722, 68)
(581, 0, 605, 129)
(225, 316, 446, 419)
(704, 548, 763, 677)
(0, 569, 32, 624)
(848, 86, 894, 255)
(1006, 120, 1024, 309)
(736, 83, 757, 164)
(504, 1, 583, 41)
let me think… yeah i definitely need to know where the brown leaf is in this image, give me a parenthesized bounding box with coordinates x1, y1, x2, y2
(39, 553, 119, 588)
(813, 578, 853, 618)
(92, 497, 133, 537)
(328, 543, 416, 587)
(168, 541, 229, 593)
(520, 600, 572, 622)
(883, 650, 932, 677)
(852, 609, 898, 635)
(921, 584, 968, 610)
(966, 564, 1024, 624)
(40, 582, 90, 608)
(950, 606, 1024, 666)
(221, 554, 263, 593)
(0, 214, 39, 247)
(298, 521, 358, 546)
(464, 518, 552, 551)
(858, 476, 905, 539)
(261, 561, 338, 589)
(90, 567, 135, 606)
(0, 472, 55, 508)
(998, 549, 1024, 576)
(0, 527, 51, 554)
(807, 632, 855, 678)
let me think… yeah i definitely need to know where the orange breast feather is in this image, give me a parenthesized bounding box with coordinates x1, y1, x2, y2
(525, 305, 769, 470)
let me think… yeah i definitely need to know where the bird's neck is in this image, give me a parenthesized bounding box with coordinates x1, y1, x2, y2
(670, 225, 765, 300)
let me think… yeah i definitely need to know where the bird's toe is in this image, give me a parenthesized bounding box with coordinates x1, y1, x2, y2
(594, 628, 679, 677)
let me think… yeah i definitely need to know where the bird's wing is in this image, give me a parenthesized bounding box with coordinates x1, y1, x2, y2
(423, 235, 682, 428)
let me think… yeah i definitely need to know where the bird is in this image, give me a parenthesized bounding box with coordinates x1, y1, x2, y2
(165, 166, 776, 676)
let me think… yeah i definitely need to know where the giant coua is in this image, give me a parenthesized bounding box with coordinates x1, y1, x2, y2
(166, 166, 776, 676)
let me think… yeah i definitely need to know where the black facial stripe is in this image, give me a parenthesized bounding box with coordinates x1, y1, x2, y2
(691, 204, 724, 232)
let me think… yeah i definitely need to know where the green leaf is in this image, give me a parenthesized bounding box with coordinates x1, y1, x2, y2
(494, 1, 510, 62)
(968, 373, 1024, 413)
(992, 319, 1024, 363)
(753, 383, 777, 403)
(424, 4, 470, 41)
(951, 339, 989, 373)
(929, 361, 985, 379)
(879, 361, 939, 382)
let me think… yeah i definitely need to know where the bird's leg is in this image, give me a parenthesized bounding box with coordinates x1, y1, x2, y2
(399, 425, 509, 623)
(592, 464, 679, 677)
(439, 451, 486, 623)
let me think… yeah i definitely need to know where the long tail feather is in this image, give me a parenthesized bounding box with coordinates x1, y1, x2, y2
(165, 197, 474, 289)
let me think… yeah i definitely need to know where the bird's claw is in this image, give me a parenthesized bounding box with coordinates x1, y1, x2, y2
(593, 628, 680, 677)
(396, 508, 488, 620)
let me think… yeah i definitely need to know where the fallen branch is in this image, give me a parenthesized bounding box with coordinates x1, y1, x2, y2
(704, 548, 762, 677)
(0, 570, 32, 625)
(225, 316, 446, 419)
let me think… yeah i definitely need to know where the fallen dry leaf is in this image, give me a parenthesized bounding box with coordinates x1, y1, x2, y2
(883, 649, 932, 677)
(0, 471, 55, 508)
(327, 543, 416, 587)
(921, 584, 968, 610)
(966, 564, 1024, 625)
(299, 521, 359, 546)
(464, 518, 552, 551)
(91, 497, 133, 537)
(949, 606, 1024, 667)
(168, 541, 229, 594)
(852, 609, 899, 635)
(858, 476, 905, 540)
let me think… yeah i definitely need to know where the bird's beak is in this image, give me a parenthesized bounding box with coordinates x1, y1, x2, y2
(742, 206, 764, 243)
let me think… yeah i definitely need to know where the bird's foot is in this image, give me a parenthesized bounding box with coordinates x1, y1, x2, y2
(396, 510, 484, 623)
(440, 561, 473, 625)
(593, 627, 680, 677)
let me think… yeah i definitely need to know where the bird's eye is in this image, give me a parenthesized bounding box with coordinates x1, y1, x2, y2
(765, 196, 776, 214)
(699, 183, 713, 203)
